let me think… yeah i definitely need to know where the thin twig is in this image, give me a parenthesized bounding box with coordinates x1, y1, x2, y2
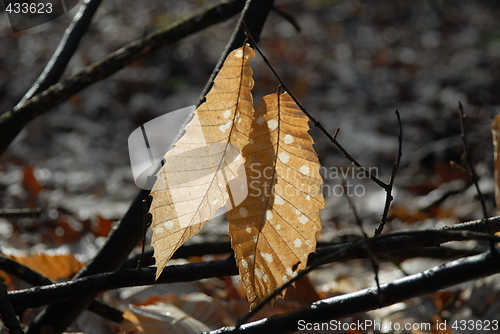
(343, 180, 382, 301)
(374, 110, 403, 235)
(457, 102, 493, 248)
(0, 208, 41, 218)
(271, 4, 301, 33)
(241, 23, 388, 190)
(450, 160, 473, 178)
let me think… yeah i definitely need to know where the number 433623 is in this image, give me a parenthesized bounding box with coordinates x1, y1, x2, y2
(5, 2, 53, 14)
(451, 320, 498, 331)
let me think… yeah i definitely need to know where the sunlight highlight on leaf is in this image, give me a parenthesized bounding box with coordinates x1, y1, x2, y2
(150, 45, 255, 279)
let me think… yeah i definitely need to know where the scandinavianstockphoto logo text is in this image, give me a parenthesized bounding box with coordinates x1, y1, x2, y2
(246, 165, 378, 198)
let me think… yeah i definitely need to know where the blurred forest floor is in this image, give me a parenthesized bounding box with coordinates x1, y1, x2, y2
(1, 0, 500, 333)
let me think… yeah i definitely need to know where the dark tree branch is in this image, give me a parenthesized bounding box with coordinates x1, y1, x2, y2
(8, 217, 500, 311)
(17, 0, 103, 107)
(0, 0, 247, 157)
(26, 190, 151, 333)
(0, 255, 123, 324)
(0, 277, 24, 334)
(207, 250, 500, 334)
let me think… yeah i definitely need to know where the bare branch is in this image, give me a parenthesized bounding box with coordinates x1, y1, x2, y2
(10, 217, 500, 311)
(208, 250, 500, 334)
(0, 255, 123, 324)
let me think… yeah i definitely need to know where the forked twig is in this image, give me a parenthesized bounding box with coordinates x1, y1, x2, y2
(456, 102, 493, 247)
(343, 180, 382, 301)
(374, 110, 403, 235)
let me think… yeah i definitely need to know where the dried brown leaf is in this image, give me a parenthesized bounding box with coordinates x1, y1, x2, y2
(4, 252, 83, 281)
(227, 92, 325, 308)
(150, 45, 255, 279)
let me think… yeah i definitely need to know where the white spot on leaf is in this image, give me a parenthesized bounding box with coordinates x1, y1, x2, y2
(241, 259, 248, 268)
(278, 152, 290, 163)
(300, 165, 310, 175)
(165, 221, 174, 230)
(246, 227, 251, 233)
(267, 119, 278, 131)
(239, 207, 248, 217)
(223, 109, 232, 118)
(261, 252, 273, 263)
(298, 215, 309, 224)
(294, 239, 302, 248)
(235, 49, 244, 58)
(284, 134, 294, 144)
(219, 121, 232, 132)
(266, 210, 273, 220)
(274, 195, 284, 205)
(255, 268, 264, 279)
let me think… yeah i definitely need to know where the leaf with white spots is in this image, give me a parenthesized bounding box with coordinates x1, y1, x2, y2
(227, 92, 325, 308)
(150, 45, 255, 279)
